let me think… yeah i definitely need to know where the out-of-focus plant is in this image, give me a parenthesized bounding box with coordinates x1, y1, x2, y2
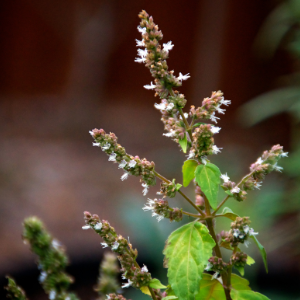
(6, 9, 288, 300)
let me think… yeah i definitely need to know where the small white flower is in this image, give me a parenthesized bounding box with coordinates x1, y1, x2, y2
(216, 106, 226, 114)
(65, 297, 70, 300)
(89, 130, 95, 137)
(128, 160, 137, 168)
(118, 160, 127, 169)
(141, 264, 148, 272)
(144, 81, 156, 90)
(233, 229, 240, 238)
(183, 112, 189, 119)
(220, 98, 231, 106)
(122, 274, 127, 280)
(101, 242, 109, 248)
(82, 225, 91, 230)
(212, 272, 220, 280)
(143, 198, 156, 211)
(281, 152, 288, 157)
(220, 173, 230, 183)
(210, 126, 221, 134)
(108, 152, 117, 162)
(142, 183, 149, 196)
(212, 145, 222, 154)
(210, 112, 220, 123)
(136, 39, 145, 47)
(244, 240, 250, 248)
(112, 241, 119, 251)
(205, 262, 213, 271)
(93, 142, 100, 147)
(187, 151, 195, 159)
(122, 279, 133, 289)
(154, 214, 164, 222)
(274, 163, 283, 172)
(49, 290, 56, 300)
(121, 172, 129, 181)
(106, 295, 111, 300)
(254, 181, 262, 189)
(201, 157, 208, 165)
(163, 130, 176, 137)
(154, 102, 167, 110)
(249, 228, 258, 236)
(101, 142, 111, 151)
(163, 41, 174, 52)
(134, 57, 146, 63)
(39, 271, 47, 283)
(137, 26, 146, 34)
(52, 239, 60, 250)
(243, 225, 249, 234)
(178, 72, 190, 81)
(94, 222, 102, 230)
(256, 157, 264, 165)
(166, 102, 175, 111)
(231, 186, 240, 194)
(239, 234, 245, 239)
(137, 48, 148, 58)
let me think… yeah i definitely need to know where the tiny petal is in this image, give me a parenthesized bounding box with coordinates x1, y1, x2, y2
(231, 186, 240, 194)
(212, 145, 222, 154)
(210, 112, 220, 123)
(256, 157, 264, 165)
(128, 160, 137, 168)
(205, 262, 213, 271)
(166, 102, 175, 111)
(220, 173, 230, 183)
(244, 240, 251, 248)
(274, 163, 283, 172)
(178, 72, 190, 81)
(211, 126, 221, 134)
(216, 106, 226, 114)
(142, 183, 149, 196)
(137, 48, 148, 58)
(243, 225, 249, 234)
(101, 242, 109, 248)
(102, 142, 111, 151)
(118, 160, 127, 169)
(163, 41, 174, 52)
(141, 264, 148, 272)
(39, 272, 47, 283)
(112, 241, 119, 251)
(281, 152, 288, 157)
(49, 291, 56, 300)
(94, 222, 102, 230)
(201, 157, 208, 165)
(144, 81, 156, 90)
(154, 103, 166, 110)
(52, 239, 60, 250)
(93, 142, 100, 147)
(89, 130, 95, 137)
(220, 98, 231, 106)
(163, 130, 176, 137)
(82, 225, 91, 230)
(233, 229, 240, 238)
(254, 181, 262, 189)
(136, 39, 145, 47)
(108, 152, 117, 162)
(212, 272, 220, 280)
(122, 279, 133, 289)
(137, 26, 146, 34)
(187, 151, 195, 159)
(184, 112, 189, 118)
(156, 215, 164, 222)
(134, 57, 146, 63)
(249, 228, 258, 236)
(121, 172, 129, 181)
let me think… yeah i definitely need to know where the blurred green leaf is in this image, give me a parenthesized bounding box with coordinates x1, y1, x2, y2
(179, 134, 188, 153)
(250, 235, 268, 273)
(231, 290, 270, 300)
(149, 278, 167, 289)
(220, 207, 239, 221)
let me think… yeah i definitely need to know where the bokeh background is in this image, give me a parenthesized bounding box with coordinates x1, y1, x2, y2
(0, 0, 300, 299)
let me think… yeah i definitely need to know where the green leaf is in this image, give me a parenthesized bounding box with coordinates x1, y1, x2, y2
(179, 134, 188, 153)
(231, 290, 270, 300)
(231, 273, 251, 291)
(140, 286, 151, 296)
(220, 207, 239, 221)
(193, 122, 206, 128)
(182, 160, 198, 187)
(225, 190, 234, 197)
(246, 255, 255, 266)
(162, 297, 178, 300)
(249, 235, 268, 273)
(175, 183, 182, 191)
(195, 163, 221, 210)
(234, 265, 245, 276)
(149, 278, 167, 289)
(163, 222, 215, 300)
(195, 273, 250, 300)
(195, 273, 226, 300)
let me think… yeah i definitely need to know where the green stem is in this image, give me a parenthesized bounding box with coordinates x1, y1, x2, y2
(154, 170, 205, 216)
(149, 286, 158, 300)
(182, 211, 203, 218)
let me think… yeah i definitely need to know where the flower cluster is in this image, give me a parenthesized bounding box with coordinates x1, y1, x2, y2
(95, 252, 120, 299)
(205, 256, 228, 278)
(106, 294, 128, 300)
(231, 251, 248, 268)
(22, 217, 79, 300)
(220, 145, 288, 202)
(223, 217, 257, 248)
(90, 128, 156, 194)
(194, 185, 205, 208)
(83, 212, 152, 289)
(5, 277, 27, 300)
(143, 198, 183, 222)
(158, 179, 178, 198)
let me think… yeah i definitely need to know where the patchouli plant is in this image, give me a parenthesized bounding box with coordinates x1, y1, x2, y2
(6, 10, 287, 300)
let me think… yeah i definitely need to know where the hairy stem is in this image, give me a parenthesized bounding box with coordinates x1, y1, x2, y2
(154, 170, 205, 216)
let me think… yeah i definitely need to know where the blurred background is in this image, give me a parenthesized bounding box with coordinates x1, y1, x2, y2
(0, 0, 299, 299)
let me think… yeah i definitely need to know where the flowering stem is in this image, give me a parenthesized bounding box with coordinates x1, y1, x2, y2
(153, 170, 205, 216)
